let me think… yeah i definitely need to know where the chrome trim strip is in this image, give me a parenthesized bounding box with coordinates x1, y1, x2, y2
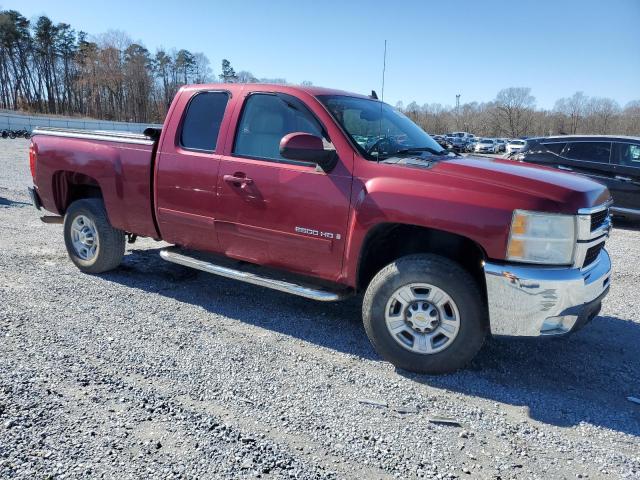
(159, 248, 349, 302)
(32, 127, 155, 146)
(577, 199, 613, 215)
(484, 249, 611, 336)
(610, 206, 640, 215)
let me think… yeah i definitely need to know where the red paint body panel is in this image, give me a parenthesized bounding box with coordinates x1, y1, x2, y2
(33, 136, 158, 238)
(31, 83, 611, 290)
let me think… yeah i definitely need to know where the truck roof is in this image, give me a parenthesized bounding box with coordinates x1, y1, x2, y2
(180, 82, 371, 100)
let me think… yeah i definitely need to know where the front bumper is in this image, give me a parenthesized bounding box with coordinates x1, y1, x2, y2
(484, 249, 611, 336)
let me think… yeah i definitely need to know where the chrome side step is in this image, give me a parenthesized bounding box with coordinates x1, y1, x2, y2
(159, 247, 349, 302)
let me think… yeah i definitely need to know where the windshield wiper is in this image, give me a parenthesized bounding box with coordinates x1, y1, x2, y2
(393, 147, 449, 156)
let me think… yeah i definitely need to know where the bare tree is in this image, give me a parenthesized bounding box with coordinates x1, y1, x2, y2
(554, 91, 588, 134)
(585, 97, 620, 134)
(493, 87, 536, 137)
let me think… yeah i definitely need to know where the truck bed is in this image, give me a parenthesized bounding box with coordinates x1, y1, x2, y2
(31, 127, 160, 239)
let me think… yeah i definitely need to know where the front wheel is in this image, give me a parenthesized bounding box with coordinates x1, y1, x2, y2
(63, 199, 125, 273)
(362, 254, 487, 374)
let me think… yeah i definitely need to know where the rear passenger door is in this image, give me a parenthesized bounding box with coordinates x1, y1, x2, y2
(610, 142, 640, 212)
(214, 92, 353, 282)
(155, 90, 231, 251)
(554, 141, 617, 190)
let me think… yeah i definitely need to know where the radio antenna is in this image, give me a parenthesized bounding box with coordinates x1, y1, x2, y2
(381, 39, 387, 102)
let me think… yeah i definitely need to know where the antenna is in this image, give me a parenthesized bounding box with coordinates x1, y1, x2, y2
(381, 40, 387, 102)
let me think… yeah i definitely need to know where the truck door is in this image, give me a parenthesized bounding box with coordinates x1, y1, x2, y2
(610, 142, 640, 214)
(556, 141, 617, 192)
(215, 92, 353, 282)
(155, 90, 230, 251)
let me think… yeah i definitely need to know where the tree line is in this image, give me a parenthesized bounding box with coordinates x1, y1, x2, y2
(399, 88, 640, 138)
(0, 9, 303, 123)
(1, 8, 638, 136)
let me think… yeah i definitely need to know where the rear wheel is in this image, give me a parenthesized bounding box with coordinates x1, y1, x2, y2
(362, 254, 487, 374)
(63, 199, 125, 273)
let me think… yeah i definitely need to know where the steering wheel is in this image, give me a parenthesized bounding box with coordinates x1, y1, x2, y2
(366, 136, 398, 156)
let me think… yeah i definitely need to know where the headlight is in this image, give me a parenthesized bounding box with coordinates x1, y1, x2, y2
(507, 210, 576, 265)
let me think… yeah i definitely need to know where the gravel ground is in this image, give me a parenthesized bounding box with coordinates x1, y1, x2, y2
(1, 138, 639, 479)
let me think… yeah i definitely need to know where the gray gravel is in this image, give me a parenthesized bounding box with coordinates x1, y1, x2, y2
(1, 138, 639, 479)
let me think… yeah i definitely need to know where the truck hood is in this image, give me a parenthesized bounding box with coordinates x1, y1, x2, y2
(430, 155, 611, 212)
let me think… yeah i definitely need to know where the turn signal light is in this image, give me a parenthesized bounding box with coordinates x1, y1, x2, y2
(507, 239, 524, 258)
(511, 213, 527, 235)
(29, 142, 36, 180)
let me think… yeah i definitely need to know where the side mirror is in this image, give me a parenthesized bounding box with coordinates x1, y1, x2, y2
(279, 132, 337, 172)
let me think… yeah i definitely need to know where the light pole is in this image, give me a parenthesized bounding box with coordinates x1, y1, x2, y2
(455, 94, 461, 129)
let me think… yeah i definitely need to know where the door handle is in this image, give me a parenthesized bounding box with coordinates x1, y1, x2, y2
(223, 174, 254, 187)
(615, 175, 632, 182)
(557, 165, 572, 171)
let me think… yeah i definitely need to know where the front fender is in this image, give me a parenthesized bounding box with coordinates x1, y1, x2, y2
(341, 176, 513, 286)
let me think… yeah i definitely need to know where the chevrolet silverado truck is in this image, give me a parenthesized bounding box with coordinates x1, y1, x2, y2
(27, 83, 613, 373)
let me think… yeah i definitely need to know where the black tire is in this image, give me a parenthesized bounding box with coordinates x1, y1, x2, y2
(362, 254, 487, 374)
(63, 199, 125, 273)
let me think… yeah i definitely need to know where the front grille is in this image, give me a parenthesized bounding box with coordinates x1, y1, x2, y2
(583, 242, 605, 268)
(590, 209, 609, 231)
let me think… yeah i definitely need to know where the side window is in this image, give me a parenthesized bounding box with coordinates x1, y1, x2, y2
(542, 142, 566, 154)
(562, 142, 611, 163)
(180, 92, 229, 152)
(234, 93, 325, 161)
(613, 143, 640, 168)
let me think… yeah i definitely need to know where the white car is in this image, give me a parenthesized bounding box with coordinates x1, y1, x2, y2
(506, 139, 527, 155)
(474, 138, 498, 154)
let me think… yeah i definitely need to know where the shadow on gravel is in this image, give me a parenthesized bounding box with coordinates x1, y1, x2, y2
(103, 247, 374, 360)
(400, 321, 640, 436)
(0, 196, 30, 207)
(105, 247, 640, 437)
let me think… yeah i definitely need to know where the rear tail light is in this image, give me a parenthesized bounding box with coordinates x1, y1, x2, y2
(29, 142, 37, 180)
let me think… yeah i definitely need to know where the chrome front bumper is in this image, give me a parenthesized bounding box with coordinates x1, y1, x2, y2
(484, 249, 611, 336)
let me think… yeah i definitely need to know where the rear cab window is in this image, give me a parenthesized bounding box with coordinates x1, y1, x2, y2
(180, 91, 230, 152)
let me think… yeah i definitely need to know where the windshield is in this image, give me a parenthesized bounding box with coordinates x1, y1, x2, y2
(317, 95, 447, 160)
(511, 140, 525, 145)
(481, 139, 494, 144)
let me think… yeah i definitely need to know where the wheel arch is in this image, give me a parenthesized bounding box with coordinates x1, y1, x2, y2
(52, 170, 103, 214)
(356, 222, 488, 294)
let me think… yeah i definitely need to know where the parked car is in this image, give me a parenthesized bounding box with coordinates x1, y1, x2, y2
(465, 138, 478, 153)
(451, 131, 473, 140)
(517, 135, 640, 220)
(506, 139, 526, 155)
(495, 139, 507, 153)
(431, 135, 449, 149)
(446, 136, 468, 152)
(475, 138, 498, 153)
(27, 83, 612, 374)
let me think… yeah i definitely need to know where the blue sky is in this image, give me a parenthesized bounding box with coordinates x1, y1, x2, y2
(5, 0, 640, 109)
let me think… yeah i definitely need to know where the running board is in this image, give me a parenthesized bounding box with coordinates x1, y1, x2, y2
(159, 247, 349, 302)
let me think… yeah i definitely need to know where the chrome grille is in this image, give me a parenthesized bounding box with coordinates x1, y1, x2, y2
(575, 202, 612, 269)
(582, 242, 605, 268)
(590, 208, 609, 231)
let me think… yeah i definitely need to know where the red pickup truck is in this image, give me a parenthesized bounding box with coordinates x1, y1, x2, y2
(27, 83, 613, 373)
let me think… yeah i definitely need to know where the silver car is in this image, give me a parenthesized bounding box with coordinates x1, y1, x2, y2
(474, 138, 498, 154)
(506, 139, 527, 155)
